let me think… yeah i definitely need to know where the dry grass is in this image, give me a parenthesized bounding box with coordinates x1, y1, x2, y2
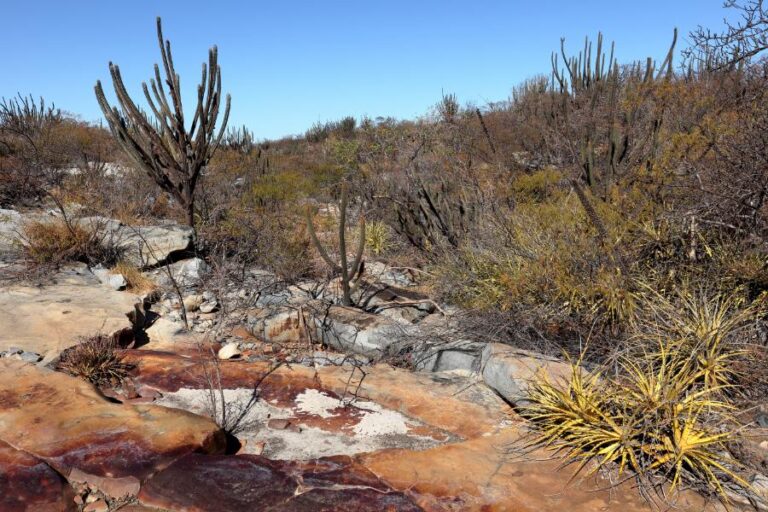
(19, 218, 120, 266)
(111, 261, 157, 293)
(55, 333, 131, 387)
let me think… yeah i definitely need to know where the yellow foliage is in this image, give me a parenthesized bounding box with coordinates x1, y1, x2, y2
(524, 337, 748, 502)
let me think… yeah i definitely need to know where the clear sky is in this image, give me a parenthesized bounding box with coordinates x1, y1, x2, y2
(1, 1, 734, 140)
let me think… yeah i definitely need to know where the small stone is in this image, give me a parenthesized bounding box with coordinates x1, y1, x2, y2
(202, 291, 216, 302)
(268, 418, 292, 430)
(217, 343, 241, 360)
(7, 346, 23, 355)
(18, 352, 42, 363)
(84, 498, 109, 512)
(183, 294, 204, 312)
(91, 264, 127, 290)
(199, 301, 218, 314)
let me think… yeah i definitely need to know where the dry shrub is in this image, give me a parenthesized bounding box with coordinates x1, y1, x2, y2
(56, 333, 131, 387)
(111, 261, 157, 293)
(20, 218, 121, 266)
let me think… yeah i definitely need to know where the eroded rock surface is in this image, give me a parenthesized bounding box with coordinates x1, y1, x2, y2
(0, 440, 74, 512)
(139, 453, 423, 512)
(121, 349, 716, 511)
(0, 265, 138, 361)
(0, 359, 225, 498)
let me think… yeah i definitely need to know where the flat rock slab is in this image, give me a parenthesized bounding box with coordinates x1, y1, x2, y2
(76, 217, 193, 268)
(0, 440, 74, 512)
(0, 359, 225, 498)
(127, 351, 455, 460)
(139, 453, 422, 512)
(125, 350, 716, 512)
(0, 265, 138, 361)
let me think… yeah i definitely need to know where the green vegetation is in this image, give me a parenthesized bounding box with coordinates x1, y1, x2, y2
(2, 2, 767, 504)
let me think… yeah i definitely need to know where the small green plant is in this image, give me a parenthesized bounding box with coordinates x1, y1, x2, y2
(56, 334, 131, 387)
(365, 220, 390, 256)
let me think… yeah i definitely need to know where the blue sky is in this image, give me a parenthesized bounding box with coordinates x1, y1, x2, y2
(2, 1, 733, 139)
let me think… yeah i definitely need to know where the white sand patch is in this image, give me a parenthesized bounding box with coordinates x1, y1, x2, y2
(154, 386, 448, 460)
(352, 400, 411, 437)
(294, 389, 343, 418)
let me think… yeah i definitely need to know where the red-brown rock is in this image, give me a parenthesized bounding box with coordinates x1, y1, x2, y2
(0, 359, 225, 499)
(138, 453, 422, 512)
(0, 440, 75, 512)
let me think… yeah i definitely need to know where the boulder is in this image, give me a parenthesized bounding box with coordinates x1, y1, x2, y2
(415, 340, 485, 373)
(0, 359, 224, 499)
(123, 224, 194, 267)
(150, 257, 208, 289)
(365, 261, 416, 287)
(480, 343, 574, 405)
(317, 305, 410, 358)
(247, 306, 314, 344)
(182, 294, 204, 312)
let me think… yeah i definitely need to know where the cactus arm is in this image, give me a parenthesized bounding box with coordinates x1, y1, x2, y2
(306, 206, 340, 272)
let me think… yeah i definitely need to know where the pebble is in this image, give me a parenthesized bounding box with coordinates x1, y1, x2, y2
(84, 499, 108, 512)
(18, 351, 42, 363)
(199, 301, 218, 314)
(217, 342, 241, 360)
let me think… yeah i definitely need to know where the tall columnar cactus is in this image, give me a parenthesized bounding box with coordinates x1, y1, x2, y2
(549, 29, 678, 193)
(94, 17, 231, 233)
(306, 184, 366, 306)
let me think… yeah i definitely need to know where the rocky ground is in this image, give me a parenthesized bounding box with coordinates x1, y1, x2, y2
(0, 208, 763, 511)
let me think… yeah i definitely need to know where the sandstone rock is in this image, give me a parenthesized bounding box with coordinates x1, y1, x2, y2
(150, 257, 208, 288)
(125, 349, 711, 511)
(317, 305, 410, 358)
(0, 266, 138, 361)
(74, 216, 193, 268)
(83, 499, 108, 512)
(217, 342, 241, 360)
(182, 294, 204, 312)
(365, 261, 416, 287)
(112, 220, 193, 268)
(480, 343, 574, 405)
(138, 453, 422, 512)
(91, 264, 127, 290)
(247, 306, 313, 344)
(0, 359, 225, 498)
(416, 340, 485, 373)
(0, 439, 75, 512)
